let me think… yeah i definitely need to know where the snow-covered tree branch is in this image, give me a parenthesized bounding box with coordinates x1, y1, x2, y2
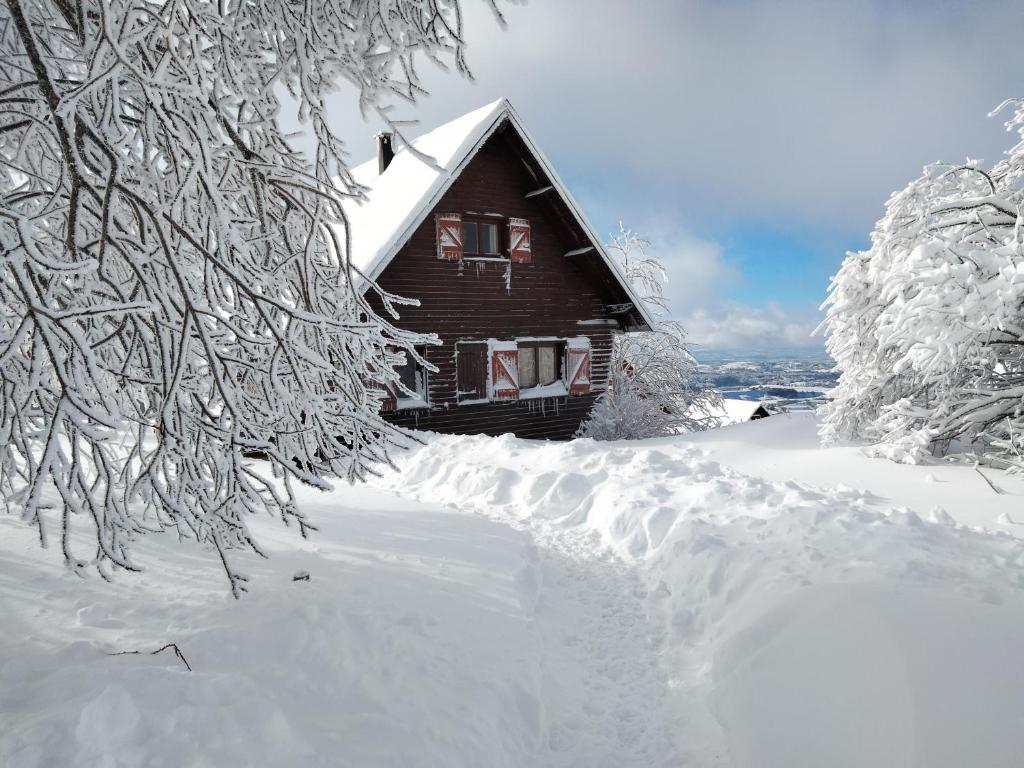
(579, 225, 720, 440)
(820, 101, 1024, 471)
(0, 0, 506, 594)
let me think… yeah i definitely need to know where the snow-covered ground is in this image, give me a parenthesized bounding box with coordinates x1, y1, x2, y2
(3, 413, 1024, 766)
(683, 411, 1024, 530)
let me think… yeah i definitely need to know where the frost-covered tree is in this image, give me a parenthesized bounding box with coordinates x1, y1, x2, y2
(0, 0, 507, 594)
(579, 226, 720, 440)
(821, 99, 1024, 471)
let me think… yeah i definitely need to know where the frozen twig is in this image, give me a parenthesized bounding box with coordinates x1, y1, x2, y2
(109, 643, 192, 672)
(975, 465, 1005, 496)
(0, 0, 505, 595)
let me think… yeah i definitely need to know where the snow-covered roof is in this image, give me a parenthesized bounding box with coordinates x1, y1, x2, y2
(335, 98, 655, 330)
(719, 399, 769, 423)
(689, 397, 769, 427)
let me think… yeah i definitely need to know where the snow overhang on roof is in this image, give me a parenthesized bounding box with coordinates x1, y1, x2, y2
(332, 98, 656, 331)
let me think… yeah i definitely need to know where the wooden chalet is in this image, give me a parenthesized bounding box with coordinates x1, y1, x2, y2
(340, 99, 654, 440)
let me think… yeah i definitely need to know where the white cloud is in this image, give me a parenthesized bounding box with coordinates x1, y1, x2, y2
(295, 1, 1017, 354)
(601, 222, 821, 353)
(626, 222, 738, 318)
(319, 0, 1024, 234)
(681, 304, 822, 353)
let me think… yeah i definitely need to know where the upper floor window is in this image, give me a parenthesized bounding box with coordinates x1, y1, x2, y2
(436, 213, 530, 263)
(462, 218, 501, 257)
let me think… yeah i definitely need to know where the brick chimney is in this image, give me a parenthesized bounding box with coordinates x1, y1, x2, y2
(376, 131, 394, 174)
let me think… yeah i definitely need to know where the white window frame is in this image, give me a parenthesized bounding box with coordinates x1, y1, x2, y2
(516, 336, 569, 400)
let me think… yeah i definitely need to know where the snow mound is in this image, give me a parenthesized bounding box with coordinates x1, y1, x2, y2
(6, 423, 1024, 767)
(374, 431, 1024, 766)
(375, 433, 1024, 645)
(377, 432, 1018, 573)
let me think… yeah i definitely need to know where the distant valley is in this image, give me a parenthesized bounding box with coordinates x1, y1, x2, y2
(694, 351, 837, 412)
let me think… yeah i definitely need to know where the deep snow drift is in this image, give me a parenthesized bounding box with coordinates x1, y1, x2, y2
(3, 413, 1024, 766)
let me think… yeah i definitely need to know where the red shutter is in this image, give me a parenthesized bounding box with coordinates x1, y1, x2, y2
(490, 342, 519, 401)
(566, 338, 591, 396)
(367, 378, 397, 411)
(380, 384, 397, 412)
(365, 361, 397, 411)
(508, 218, 531, 264)
(436, 213, 463, 261)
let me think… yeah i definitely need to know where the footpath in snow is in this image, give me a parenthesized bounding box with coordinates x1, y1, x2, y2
(3, 413, 1024, 766)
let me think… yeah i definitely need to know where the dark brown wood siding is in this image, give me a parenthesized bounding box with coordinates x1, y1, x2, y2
(365, 128, 621, 440)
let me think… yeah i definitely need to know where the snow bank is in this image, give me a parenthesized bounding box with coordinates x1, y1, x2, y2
(373, 429, 1024, 766)
(5, 418, 1024, 766)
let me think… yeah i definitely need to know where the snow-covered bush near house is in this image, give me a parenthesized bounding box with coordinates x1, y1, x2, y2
(0, 0, 506, 592)
(580, 226, 720, 439)
(821, 100, 1024, 469)
(5, 415, 1024, 767)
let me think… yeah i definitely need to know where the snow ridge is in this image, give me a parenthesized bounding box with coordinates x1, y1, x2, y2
(373, 431, 1024, 765)
(5, 426, 1024, 767)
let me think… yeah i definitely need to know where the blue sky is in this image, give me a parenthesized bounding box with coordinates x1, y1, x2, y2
(717, 226, 847, 310)
(314, 0, 1024, 353)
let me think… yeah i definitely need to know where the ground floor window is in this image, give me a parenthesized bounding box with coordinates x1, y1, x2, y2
(518, 341, 564, 389)
(451, 337, 588, 405)
(394, 345, 429, 408)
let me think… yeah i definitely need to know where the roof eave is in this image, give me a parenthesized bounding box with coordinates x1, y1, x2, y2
(499, 103, 658, 331)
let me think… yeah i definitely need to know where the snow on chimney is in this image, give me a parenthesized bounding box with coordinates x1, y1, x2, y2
(376, 131, 394, 174)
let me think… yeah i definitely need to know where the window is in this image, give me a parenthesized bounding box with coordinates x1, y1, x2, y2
(456, 342, 488, 402)
(518, 341, 564, 389)
(462, 219, 501, 256)
(393, 345, 428, 408)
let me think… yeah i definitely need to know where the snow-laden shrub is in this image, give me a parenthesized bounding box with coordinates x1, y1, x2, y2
(821, 100, 1024, 471)
(578, 227, 720, 440)
(581, 320, 721, 440)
